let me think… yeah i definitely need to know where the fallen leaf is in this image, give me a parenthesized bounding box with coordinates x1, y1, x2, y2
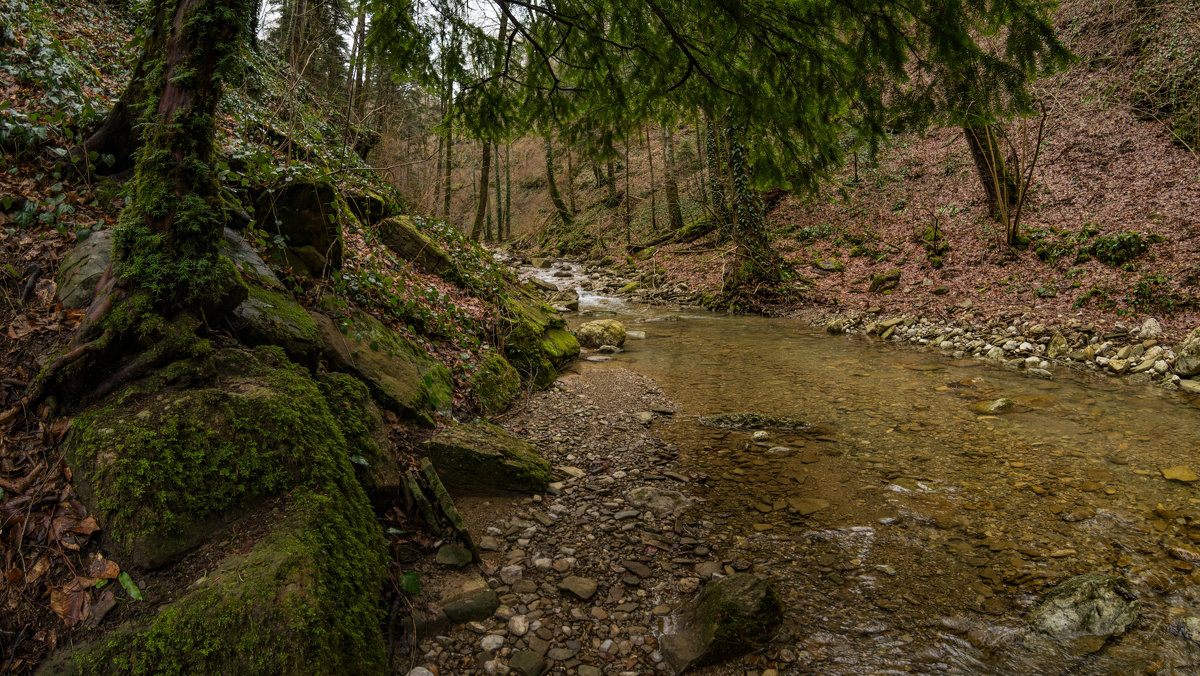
(24, 557, 50, 585)
(49, 583, 91, 628)
(86, 556, 120, 580)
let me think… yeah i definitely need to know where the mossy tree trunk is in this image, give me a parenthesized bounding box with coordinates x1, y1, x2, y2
(112, 0, 254, 311)
(964, 124, 1018, 221)
(504, 142, 512, 239)
(470, 141, 491, 240)
(722, 125, 784, 294)
(493, 142, 503, 241)
(704, 113, 731, 231)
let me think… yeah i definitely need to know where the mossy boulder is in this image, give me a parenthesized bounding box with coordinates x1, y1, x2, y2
(254, 180, 344, 276)
(424, 422, 551, 494)
(64, 346, 361, 568)
(343, 186, 399, 226)
(470, 354, 522, 415)
(43, 490, 387, 675)
(500, 287, 580, 388)
(375, 216, 459, 280)
(869, 269, 902, 294)
(576, 319, 626, 348)
(222, 227, 281, 288)
(230, 284, 321, 367)
(311, 306, 452, 425)
(661, 573, 783, 672)
(318, 372, 402, 507)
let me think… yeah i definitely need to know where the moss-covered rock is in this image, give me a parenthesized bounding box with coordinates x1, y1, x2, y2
(661, 573, 783, 672)
(375, 216, 459, 280)
(254, 180, 345, 276)
(55, 230, 114, 309)
(318, 372, 401, 507)
(311, 306, 452, 425)
(46, 490, 386, 676)
(64, 347, 357, 568)
(500, 287, 580, 389)
(343, 186, 399, 226)
(469, 354, 522, 415)
(575, 319, 626, 348)
(230, 284, 321, 367)
(424, 422, 551, 494)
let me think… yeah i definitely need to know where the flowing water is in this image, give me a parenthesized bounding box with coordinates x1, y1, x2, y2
(521, 261, 1200, 674)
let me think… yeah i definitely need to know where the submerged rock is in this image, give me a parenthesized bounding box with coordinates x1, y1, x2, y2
(576, 319, 626, 348)
(660, 573, 783, 673)
(424, 422, 551, 494)
(698, 412, 810, 430)
(973, 398, 1015, 414)
(1027, 574, 1138, 642)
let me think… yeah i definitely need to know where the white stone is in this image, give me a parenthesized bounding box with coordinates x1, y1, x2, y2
(480, 634, 505, 652)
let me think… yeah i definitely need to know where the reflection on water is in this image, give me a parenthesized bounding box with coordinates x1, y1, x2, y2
(570, 305, 1200, 675)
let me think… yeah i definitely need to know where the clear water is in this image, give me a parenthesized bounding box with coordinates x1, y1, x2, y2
(551, 273, 1200, 674)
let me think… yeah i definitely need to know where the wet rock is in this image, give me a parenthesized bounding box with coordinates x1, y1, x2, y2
(661, 574, 783, 673)
(530, 257, 553, 269)
(1174, 327, 1200, 376)
(973, 398, 1014, 414)
(424, 422, 552, 494)
(1027, 574, 1138, 642)
(826, 317, 846, 333)
(1161, 466, 1199, 483)
(528, 276, 558, 292)
(576, 319, 626, 348)
(627, 486, 691, 515)
(510, 650, 547, 675)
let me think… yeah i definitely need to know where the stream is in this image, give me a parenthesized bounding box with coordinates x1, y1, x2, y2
(522, 259, 1200, 674)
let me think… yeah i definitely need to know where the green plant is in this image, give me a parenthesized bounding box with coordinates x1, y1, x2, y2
(1077, 231, 1150, 266)
(1131, 274, 1187, 314)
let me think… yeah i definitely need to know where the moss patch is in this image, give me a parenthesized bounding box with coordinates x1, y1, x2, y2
(469, 354, 521, 415)
(230, 284, 320, 366)
(65, 347, 356, 567)
(318, 372, 401, 505)
(500, 287, 579, 389)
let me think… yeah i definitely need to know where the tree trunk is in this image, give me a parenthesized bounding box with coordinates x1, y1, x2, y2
(662, 124, 684, 231)
(544, 135, 572, 226)
(695, 120, 708, 207)
(471, 141, 491, 239)
(623, 139, 631, 246)
(493, 143, 503, 241)
(442, 98, 453, 220)
(645, 126, 657, 232)
(433, 135, 443, 214)
(722, 125, 780, 294)
(605, 160, 617, 205)
(346, 0, 367, 120)
(469, 8, 508, 239)
(964, 124, 1018, 221)
(114, 0, 254, 310)
(504, 142, 512, 239)
(75, 0, 170, 172)
(565, 147, 577, 213)
(704, 113, 730, 230)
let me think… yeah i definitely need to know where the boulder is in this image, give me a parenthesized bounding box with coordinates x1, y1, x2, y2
(501, 289, 580, 388)
(576, 319, 626, 348)
(530, 257, 552, 269)
(254, 180, 344, 276)
(528, 276, 558, 292)
(469, 354, 522, 415)
(1175, 326, 1200, 376)
(375, 216, 459, 280)
(55, 229, 113, 309)
(423, 422, 551, 494)
(1140, 317, 1163, 338)
(698, 412, 809, 430)
(343, 187, 398, 226)
(63, 347, 376, 569)
(230, 284, 321, 367)
(222, 227, 281, 288)
(311, 305, 452, 425)
(973, 398, 1015, 415)
(660, 574, 783, 673)
(627, 486, 691, 516)
(1027, 574, 1138, 644)
(319, 372, 402, 507)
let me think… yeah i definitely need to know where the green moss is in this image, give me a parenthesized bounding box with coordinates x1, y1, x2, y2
(469, 354, 521, 415)
(70, 490, 386, 676)
(337, 309, 453, 422)
(66, 347, 356, 567)
(499, 287, 578, 389)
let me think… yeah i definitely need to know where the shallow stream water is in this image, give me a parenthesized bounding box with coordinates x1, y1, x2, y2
(522, 261, 1200, 674)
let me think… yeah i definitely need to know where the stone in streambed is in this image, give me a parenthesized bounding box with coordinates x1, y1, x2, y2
(558, 576, 598, 600)
(435, 543, 473, 568)
(1027, 574, 1138, 646)
(1162, 466, 1199, 483)
(575, 319, 626, 348)
(660, 573, 783, 672)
